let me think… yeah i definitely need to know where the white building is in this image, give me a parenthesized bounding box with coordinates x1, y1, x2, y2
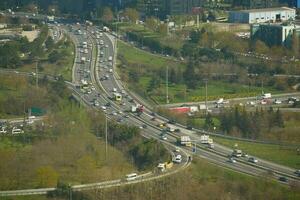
(229, 7, 296, 24)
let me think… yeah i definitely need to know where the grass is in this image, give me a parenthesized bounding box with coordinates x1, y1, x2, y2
(141, 79, 278, 104)
(118, 40, 181, 69)
(213, 137, 300, 169)
(118, 40, 282, 104)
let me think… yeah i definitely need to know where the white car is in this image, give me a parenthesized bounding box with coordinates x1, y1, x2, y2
(173, 155, 182, 163)
(101, 106, 107, 110)
(274, 99, 282, 104)
(0, 127, 7, 134)
(248, 157, 258, 163)
(229, 158, 236, 163)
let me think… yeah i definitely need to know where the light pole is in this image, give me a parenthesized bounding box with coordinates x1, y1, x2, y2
(204, 79, 208, 115)
(35, 59, 39, 88)
(166, 66, 169, 104)
(105, 114, 108, 161)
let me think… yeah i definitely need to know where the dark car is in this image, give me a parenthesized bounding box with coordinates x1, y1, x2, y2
(105, 102, 111, 107)
(168, 119, 176, 124)
(187, 125, 193, 130)
(278, 176, 288, 182)
(174, 128, 181, 133)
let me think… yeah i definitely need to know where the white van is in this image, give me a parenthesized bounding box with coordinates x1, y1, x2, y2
(126, 173, 137, 181)
(12, 127, 24, 135)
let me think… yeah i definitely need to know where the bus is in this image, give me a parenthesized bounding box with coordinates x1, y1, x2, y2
(125, 173, 137, 181)
(114, 92, 122, 101)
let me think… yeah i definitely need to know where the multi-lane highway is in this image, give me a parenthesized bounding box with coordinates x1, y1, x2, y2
(80, 25, 299, 183)
(0, 16, 299, 196)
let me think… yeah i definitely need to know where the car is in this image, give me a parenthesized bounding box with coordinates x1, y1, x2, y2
(168, 119, 176, 124)
(142, 124, 147, 129)
(274, 99, 282, 104)
(278, 176, 288, 182)
(117, 118, 123, 123)
(173, 155, 182, 163)
(105, 102, 111, 107)
(174, 148, 180, 153)
(11, 127, 24, 134)
(229, 157, 236, 163)
(248, 157, 258, 163)
(161, 135, 167, 140)
(124, 115, 129, 118)
(295, 170, 300, 177)
(151, 117, 156, 121)
(150, 112, 156, 116)
(0, 127, 7, 134)
(101, 106, 107, 110)
(187, 125, 193, 130)
(241, 153, 249, 158)
(174, 128, 181, 133)
(112, 112, 118, 116)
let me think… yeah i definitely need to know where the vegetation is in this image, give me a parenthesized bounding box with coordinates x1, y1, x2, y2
(68, 158, 300, 200)
(214, 137, 300, 169)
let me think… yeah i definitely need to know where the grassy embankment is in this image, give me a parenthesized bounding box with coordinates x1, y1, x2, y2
(117, 41, 279, 104)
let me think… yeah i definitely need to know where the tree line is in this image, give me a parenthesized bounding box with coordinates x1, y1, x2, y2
(219, 107, 284, 140)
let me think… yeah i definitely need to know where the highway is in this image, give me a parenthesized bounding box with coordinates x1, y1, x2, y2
(84, 27, 300, 183)
(0, 14, 299, 196)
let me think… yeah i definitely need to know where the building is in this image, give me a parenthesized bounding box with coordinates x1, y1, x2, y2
(279, 0, 300, 8)
(229, 7, 296, 24)
(232, 0, 280, 9)
(251, 23, 300, 46)
(136, 0, 207, 18)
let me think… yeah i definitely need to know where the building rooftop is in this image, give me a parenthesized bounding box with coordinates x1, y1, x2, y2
(234, 7, 295, 13)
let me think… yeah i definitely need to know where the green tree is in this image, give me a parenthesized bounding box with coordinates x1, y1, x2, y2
(101, 7, 114, 23)
(204, 113, 214, 130)
(35, 166, 58, 187)
(145, 17, 158, 31)
(123, 8, 139, 23)
(274, 109, 284, 128)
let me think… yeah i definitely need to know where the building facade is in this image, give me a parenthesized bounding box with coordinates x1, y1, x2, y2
(251, 23, 300, 46)
(229, 7, 296, 24)
(232, 0, 280, 9)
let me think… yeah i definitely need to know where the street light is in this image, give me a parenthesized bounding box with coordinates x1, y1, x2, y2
(203, 79, 208, 115)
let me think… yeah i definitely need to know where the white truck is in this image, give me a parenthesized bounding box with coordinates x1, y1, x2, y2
(200, 134, 213, 144)
(262, 93, 272, 99)
(180, 136, 192, 147)
(108, 56, 113, 61)
(81, 57, 86, 63)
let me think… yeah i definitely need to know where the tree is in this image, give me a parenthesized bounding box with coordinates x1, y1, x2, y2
(157, 24, 168, 36)
(291, 32, 299, 58)
(204, 113, 214, 130)
(35, 166, 58, 187)
(101, 7, 113, 23)
(255, 40, 269, 55)
(274, 109, 284, 128)
(123, 8, 139, 23)
(145, 17, 158, 31)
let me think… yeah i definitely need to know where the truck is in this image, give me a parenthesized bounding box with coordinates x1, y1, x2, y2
(81, 57, 86, 63)
(232, 149, 242, 157)
(131, 104, 144, 115)
(200, 134, 213, 144)
(262, 93, 271, 99)
(180, 136, 192, 147)
(157, 162, 173, 172)
(108, 56, 113, 61)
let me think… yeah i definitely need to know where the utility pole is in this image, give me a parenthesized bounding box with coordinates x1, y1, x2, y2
(35, 60, 38, 88)
(166, 66, 169, 104)
(204, 79, 208, 115)
(105, 114, 108, 160)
